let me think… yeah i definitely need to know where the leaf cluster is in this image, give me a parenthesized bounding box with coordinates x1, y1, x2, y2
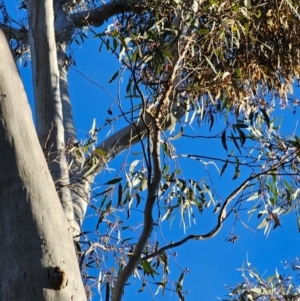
(102, 0, 300, 123)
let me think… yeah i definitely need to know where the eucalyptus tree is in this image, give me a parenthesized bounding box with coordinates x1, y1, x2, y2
(1, 0, 300, 300)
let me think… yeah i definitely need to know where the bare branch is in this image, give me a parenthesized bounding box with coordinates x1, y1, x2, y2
(70, 0, 145, 28)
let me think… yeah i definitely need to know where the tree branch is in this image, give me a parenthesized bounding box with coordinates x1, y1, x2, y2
(142, 175, 255, 261)
(70, 102, 185, 229)
(111, 110, 162, 301)
(142, 149, 300, 261)
(70, 0, 145, 28)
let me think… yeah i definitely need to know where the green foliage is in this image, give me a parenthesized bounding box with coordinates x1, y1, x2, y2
(98, 0, 300, 124)
(223, 260, 300, 301)
(76, 0, 300, 297)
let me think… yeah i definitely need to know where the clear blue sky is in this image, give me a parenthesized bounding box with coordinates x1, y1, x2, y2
(14, 7, 300, 301)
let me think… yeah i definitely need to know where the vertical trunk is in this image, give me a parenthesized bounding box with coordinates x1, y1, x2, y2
(28, 0, 77, 232)
(0, 29, 86, 301)
(54, 2, 85, 234)
(54, 0, 77, 143)
(58, 43, 76, 142)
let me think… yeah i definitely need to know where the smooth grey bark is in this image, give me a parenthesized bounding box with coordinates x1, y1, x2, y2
(71, 121, 148, 227)
(71, 0, 144, 27)
(28, 0, 63, 150)
(71, 106, 185, 228)
(28, 0, 78, 233)
(58, 44, 77, 142)
(0, 29, 86, 301)
(54, 1, 77, 142)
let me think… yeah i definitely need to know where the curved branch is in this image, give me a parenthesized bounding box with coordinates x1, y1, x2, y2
(0, 1, 145, 44)
(142, 174, 255, 261)
(111, 78, 175, 301)
(71, 104, 185, 229)
(98, 120, 147, 161)
(71, 0, 145, 28)
(111, 110, 162, 301)
(142, 148, 300, 261)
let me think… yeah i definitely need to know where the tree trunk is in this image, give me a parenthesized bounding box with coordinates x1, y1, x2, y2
(28, 0, 78, 233)
(0, 29, 86, 301)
